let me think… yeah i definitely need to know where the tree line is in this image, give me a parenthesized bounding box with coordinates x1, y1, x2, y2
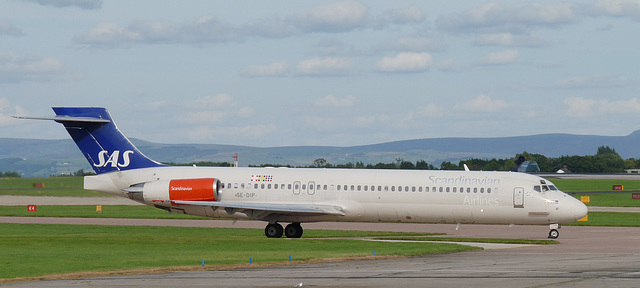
(305, 146, 631, 173)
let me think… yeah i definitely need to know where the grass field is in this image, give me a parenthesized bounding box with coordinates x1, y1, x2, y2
(550, 178, 640, 192)
(0, 205, 205, 219)
(0, 223, 479, 280)
(0, 177, 106, 197)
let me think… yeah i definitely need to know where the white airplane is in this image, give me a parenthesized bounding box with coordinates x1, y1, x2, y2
(18, 107, 588, 239)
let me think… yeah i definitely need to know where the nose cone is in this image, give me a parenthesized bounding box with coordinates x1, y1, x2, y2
(564, 195, 589, 222)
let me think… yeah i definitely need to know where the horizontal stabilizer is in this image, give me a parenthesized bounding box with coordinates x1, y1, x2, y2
(12, 115, 111, 123)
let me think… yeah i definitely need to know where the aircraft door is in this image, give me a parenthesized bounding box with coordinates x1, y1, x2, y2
(293, 181, 301, 195)
(513, 187, 524, 208)
(307, 181, 315, 195)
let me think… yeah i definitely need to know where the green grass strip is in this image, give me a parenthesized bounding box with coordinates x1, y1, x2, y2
(566, 212, 640, 227)
(0, 205, 205, 219)
(0, 223, 478, 279)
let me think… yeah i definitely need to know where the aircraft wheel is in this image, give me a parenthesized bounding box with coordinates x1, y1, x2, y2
(265, 223, 283, 238)
(548, 229, 559, 239)
(285, 223, 303, 238)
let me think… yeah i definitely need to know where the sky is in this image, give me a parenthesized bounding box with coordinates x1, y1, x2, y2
(1, 0, 639, 147)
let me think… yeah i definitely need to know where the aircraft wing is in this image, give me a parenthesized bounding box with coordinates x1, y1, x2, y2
(172, 200, 346, 219)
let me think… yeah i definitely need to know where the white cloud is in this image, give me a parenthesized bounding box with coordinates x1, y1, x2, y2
(564, 97, 596, 117)
(295, 57, 353, 76)
(375, 37, 446, 53)
(0, 22, 24, 37)
(376, 52, 432, 73)
(287, 0, 369, 33)
(237, 107, 255, 118)
(0, 52, 75, 83)
(192, 94, 235, 108)
(74, 17, 241, 47)
(0, 98, 23, 126)
(314, 94, 356, 107)
(455, 94, 509, 112)
(386, 5, 426, 24)
(72, 2, 435, 48)
(565, 97, 640, 117)
(417, 104, 446, 118)
(23, 0, 103, 10)
(478, 50, 519, 65)
(473, 33, 547, 47)
(437, 2, 579, 34)
(590, 0, 640, 19)
(554, 75, 631, 89)
(241, 62, 288, 77)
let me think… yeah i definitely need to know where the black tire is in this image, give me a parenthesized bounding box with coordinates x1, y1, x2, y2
(265, 223, 283, 238)
(548, 229, 559, 239)
(285, 223, 303, 238)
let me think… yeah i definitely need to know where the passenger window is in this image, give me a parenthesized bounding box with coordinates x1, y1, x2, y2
(418, 187, 422, 192)
(261, 184, 265, 189)
(337, 185, 341, 191)
(267, 184, 271, 189)
(378, 185, 382, 191)
(254, 183, 259, 189)
(391, 186, 395, 192)
(412, 186, 416, 192)
(425, 187, 429, 192)
(473, 188, 477, 193)
(480, 188, 484, 193)
(439, 187, 443, 192)
(405, 186, 409, 192)
(363, 185, 367, 191)
(351, 185, 355, 191)
(288, 184, 292, 189)
(323, 185, 327, 190)
(446, 187, 450, 193)
(246, 183, 251, 190)
(487, 188, 491, 193)
(302, 184, 306, 190)
(330, 185, 334, 190)
(453, 187, 457, 193)
(467, 188, 471, 193)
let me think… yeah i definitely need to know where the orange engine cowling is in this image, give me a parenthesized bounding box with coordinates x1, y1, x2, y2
(168, 178, 221, 202)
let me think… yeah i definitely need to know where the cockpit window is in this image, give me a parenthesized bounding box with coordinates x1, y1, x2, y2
(534, 185, 541, 192)
(549, 185, 558, 191)
(542, 185, 549, 192)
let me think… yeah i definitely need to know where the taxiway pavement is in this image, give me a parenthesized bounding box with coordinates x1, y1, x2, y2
(1, 218, 639, 287)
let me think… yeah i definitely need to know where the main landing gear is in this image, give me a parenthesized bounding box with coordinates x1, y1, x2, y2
(265, 222, 303, 238)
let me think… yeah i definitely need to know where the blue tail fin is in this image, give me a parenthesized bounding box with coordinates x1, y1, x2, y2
(51, 107, 164, 174)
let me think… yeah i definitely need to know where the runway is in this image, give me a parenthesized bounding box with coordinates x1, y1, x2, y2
(1, 218, 640, 287)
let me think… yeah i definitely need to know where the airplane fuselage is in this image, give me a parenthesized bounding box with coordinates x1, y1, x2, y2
(86, 166, 586, 226)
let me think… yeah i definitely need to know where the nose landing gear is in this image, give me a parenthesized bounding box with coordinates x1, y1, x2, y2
(548, 223, 560, 239)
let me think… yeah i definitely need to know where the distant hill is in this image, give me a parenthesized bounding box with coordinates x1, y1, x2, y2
(2, 130, 640, 177)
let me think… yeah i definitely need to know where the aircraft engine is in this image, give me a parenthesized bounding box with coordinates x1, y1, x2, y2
(127, 178, 221, 204)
